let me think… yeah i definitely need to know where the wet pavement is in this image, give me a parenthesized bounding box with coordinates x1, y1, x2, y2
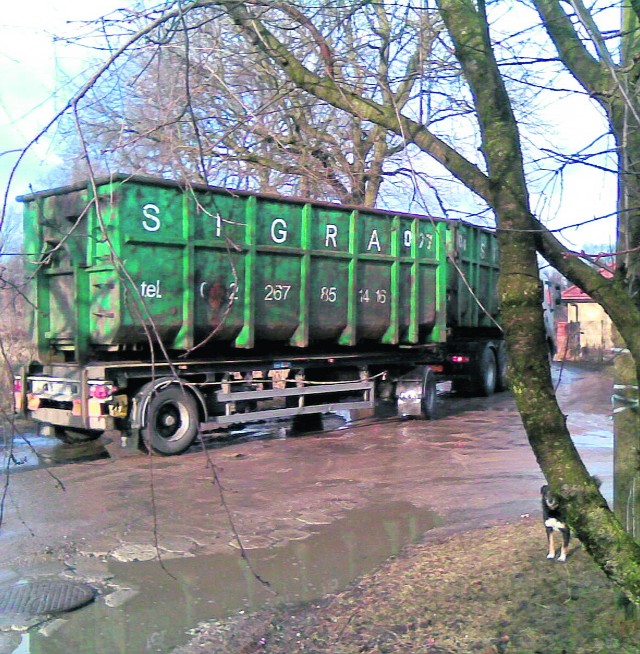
(0, 363, 614, 653)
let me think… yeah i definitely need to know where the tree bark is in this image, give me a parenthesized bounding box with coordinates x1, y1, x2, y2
(612, 5, 640, 539)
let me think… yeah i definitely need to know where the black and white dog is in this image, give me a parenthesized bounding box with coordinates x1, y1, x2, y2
(541, 485, 570, 562)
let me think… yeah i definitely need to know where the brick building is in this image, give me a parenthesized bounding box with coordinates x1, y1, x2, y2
(555, 270, 615, 362)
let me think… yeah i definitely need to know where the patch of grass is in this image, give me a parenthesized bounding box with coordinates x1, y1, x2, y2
(174, 519, 640, 654)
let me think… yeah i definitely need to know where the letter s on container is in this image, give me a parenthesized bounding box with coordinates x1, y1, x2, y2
(142, 204, 161, 232)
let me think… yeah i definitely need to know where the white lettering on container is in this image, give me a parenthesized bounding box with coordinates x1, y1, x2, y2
(264, 284, 291, 301)
(142, 204, 161, 232)
(320, 286, 337, 302)
(367, 229, 381, 252)
(419, 233, 434, 250)
(140, 280, 163, 298)
(271, 219, 288, 244)
(325, 224, 338, 248)
(403, 230, 412, 248)
(359, 288, 388, 303)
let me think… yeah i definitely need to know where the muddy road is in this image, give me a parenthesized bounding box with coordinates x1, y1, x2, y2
(0, 363, 613, 653)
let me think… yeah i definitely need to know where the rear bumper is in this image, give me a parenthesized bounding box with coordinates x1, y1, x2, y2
(29, 407, 115, 432)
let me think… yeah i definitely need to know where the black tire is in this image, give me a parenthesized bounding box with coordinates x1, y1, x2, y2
(142, 385, 199, 455)
(495, 341, 508, 392)
(473, 346, 497, 397)
(420, 367, 437, 420)
(53, 427, 102, 445)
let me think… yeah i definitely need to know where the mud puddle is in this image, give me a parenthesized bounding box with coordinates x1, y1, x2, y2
(570, 423, 612, 449)
(1, 410, 369, 475)
(11, 501, 438, 654)
(2, 382, 445, 475)
(0, 434, 110, 473)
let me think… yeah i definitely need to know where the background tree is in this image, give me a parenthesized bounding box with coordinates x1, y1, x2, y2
(77, 3, 450, 207)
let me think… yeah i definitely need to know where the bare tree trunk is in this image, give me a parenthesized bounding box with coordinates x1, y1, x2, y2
(613, 17, 640, 533)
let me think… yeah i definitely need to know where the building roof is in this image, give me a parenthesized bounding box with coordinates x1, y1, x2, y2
(561, 269, 614, 302)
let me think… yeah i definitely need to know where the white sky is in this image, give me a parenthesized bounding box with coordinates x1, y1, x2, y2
(0, 1, 617, 251)
(0, 0, 122, 235)
(530, 93, 616, 251)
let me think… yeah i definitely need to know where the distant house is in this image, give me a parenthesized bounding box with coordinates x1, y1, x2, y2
(555, 270, 615, 362)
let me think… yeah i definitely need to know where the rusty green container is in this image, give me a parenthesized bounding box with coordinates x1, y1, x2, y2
(446, 221, 500, 330)
(20, 175, 499, 361)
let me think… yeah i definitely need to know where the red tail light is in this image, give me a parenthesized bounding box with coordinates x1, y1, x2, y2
(90, 385, 114, 399)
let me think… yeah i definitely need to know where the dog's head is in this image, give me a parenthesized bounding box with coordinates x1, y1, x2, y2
(541, 485, 559, 510)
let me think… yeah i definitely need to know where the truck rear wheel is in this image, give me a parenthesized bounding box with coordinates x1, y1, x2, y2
(495, 342, 508, 392)
(142, 386, 199, 455)
(454, 345, 498, 397)
(474, 346, 497, 397)
(420, 367, 437, 420)
(396, 365, 437, 419)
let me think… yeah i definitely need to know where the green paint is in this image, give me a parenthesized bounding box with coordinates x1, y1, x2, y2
(290, 203, 312, 347)
(339, 210, 358, 346)
(382, 215, 400, 344)
(19, 175, 499, 358)
(236, 195, 257, 348)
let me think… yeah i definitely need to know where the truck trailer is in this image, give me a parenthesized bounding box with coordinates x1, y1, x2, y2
(15, 174, 514, 455)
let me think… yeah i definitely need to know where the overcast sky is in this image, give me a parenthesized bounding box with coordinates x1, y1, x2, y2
(0, 0, 122, 224)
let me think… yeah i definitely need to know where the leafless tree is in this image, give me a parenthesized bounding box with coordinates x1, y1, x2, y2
(75, 3, 456, 207)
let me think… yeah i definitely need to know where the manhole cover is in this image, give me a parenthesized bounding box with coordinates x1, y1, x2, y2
(0, 580, 96, 616)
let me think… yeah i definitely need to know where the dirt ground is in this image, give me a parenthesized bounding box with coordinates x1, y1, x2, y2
(0, 363, 618, 653)
(173, 517, 639, 654)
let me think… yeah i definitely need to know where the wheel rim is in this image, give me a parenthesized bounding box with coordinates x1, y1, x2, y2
(154, 400, 190, 442)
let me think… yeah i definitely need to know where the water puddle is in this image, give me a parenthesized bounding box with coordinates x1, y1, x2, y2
(571, 428, 613, 449)
(13, 501, 439, 653)
(567, 410, 613, 450)
(0, 435, 110, 473)
(1, 412, 359, 474)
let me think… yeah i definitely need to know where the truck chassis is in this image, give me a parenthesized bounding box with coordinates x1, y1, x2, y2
(16, 340, 504, 455)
